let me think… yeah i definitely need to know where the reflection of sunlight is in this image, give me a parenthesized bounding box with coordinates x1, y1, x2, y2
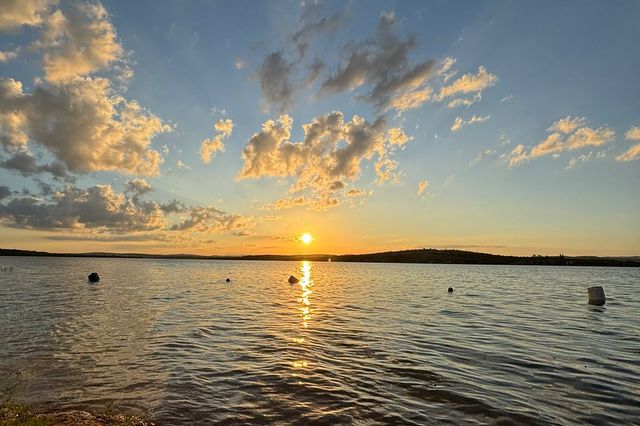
(291, 261, 313, 376)
(299, 261, 313, 328)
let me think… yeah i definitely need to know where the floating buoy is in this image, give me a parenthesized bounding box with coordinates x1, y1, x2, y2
(288, 275, 299, 284)
(448, 287, 453, 293)
(587, 286, 606, 305)
(226, 278, 231, 282)
(88, 272, 100, 283)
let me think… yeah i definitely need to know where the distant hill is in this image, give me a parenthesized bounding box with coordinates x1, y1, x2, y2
(333, 249, 640, 267)
(1, 248, 638, 267)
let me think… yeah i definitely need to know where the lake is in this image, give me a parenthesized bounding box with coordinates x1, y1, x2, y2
(0, 256, 638, 424)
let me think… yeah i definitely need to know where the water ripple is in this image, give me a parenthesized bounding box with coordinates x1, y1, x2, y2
(1, 257, 639, 424)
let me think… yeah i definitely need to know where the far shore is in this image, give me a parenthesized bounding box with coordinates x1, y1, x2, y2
(1, 247, 639, 267)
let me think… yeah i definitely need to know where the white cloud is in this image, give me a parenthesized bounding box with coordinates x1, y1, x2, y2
(200, 118, 234, 164)
(616, 126, 640, 162)
(565, 152, 592, 169)
(508, 144, 529, 167)
(417, 180, 429, 196)
(470, 149, 496, 165)
(450, 117, 463, 132)
(33, 2, 124, 83)
(237, 112, 410, 209)
(436, 66, 497, 105)
(624, 126, 640, 141)
(528, 116, 614, 160)
(450, 114, 490, 132)
(0, 0, 55, 31)
(547, 116, 586, 134)
(0, 50, 18, 62)
(615, 144, 640, 162)
(0, 77, 170, 176)
(176, 159, 190, 170)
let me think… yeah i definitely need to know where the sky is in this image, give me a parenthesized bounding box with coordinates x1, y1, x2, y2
(0, 0, 639, 256)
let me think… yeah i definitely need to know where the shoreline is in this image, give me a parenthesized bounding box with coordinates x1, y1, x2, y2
(1, 248, 639, 267)
(0, 399, 155, 426)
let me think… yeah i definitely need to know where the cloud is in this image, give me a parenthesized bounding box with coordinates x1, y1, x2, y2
(450, 117, 463, 132)
(0, 0, 55, 31)
(530, 117, 614, 158)
(176, 159, 190, 170)
(345, 188, 367, 197)
(625, 126, 640, 141)
(508, 144, 529, 167)
(0, 77, 170, 175)
(446, 94, 481, 109)
(0, 151, 74, 181)
(258, 51, 295, 113)
(450, 114, 490, 132)
(125, 177, 152, 196)
(32, 1, 124, 83)
(470, 149, 496, 165)
(616, 144, 640, 162)
(417, 180, 429, 196)
(0, 50, 19, 62)
(237, 111, 410, 209)
(436, 66, 497, 106)
(547, 116, 586, 134)
(388, 86, 432, 112)
(293, 13, 343, 44)
(319, 13, 438, 113)
(0, 182, 254, 239)
(616, 127, 640, 161)
(565, 152, 592, 169)
(0, 186, 11, 199)
(201, 118, 234, 164)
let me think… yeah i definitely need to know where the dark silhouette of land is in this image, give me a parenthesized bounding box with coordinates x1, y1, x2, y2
(1, 248, 638, 267)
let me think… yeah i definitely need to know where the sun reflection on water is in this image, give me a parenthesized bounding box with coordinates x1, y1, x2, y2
(291, 261, 313, 373)
(299, 260, 313, 329)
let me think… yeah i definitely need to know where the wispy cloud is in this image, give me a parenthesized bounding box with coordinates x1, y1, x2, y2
(616, 126, 640, 161)
(417, 180, 429, 197)
(201, 118, 234, 164)
(508, 116, 615, 167)
(450, 114, 490, 132)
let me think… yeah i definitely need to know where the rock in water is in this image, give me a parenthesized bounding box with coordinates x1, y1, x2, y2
(88, 272, 100, 283)
(288, 275, 300, 284)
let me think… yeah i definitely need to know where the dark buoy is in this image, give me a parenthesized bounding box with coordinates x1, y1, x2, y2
(448, 287, 453, 293)
(288, 275, 300, 284)
(88, 272, 100, 283)
(226, 278, 231, 282)
(587, 286, 606, 305)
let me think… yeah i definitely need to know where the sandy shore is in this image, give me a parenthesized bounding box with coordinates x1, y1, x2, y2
(0, 400, 155, 426)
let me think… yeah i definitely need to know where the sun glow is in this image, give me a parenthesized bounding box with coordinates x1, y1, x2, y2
(300, 233, 313, 244)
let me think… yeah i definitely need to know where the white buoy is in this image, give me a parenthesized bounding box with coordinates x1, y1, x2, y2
(587, 286, 606, 305)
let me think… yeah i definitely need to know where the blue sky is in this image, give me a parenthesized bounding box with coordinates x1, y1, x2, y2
(0, 0, 638, 255)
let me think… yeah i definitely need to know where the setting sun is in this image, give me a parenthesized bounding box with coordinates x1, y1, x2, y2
(301, 233, 313, 245)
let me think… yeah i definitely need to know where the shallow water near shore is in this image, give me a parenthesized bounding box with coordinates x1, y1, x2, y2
(1, 256, 639, 425)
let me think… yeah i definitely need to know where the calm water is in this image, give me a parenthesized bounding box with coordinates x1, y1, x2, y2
(0, 256, 639, 425)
